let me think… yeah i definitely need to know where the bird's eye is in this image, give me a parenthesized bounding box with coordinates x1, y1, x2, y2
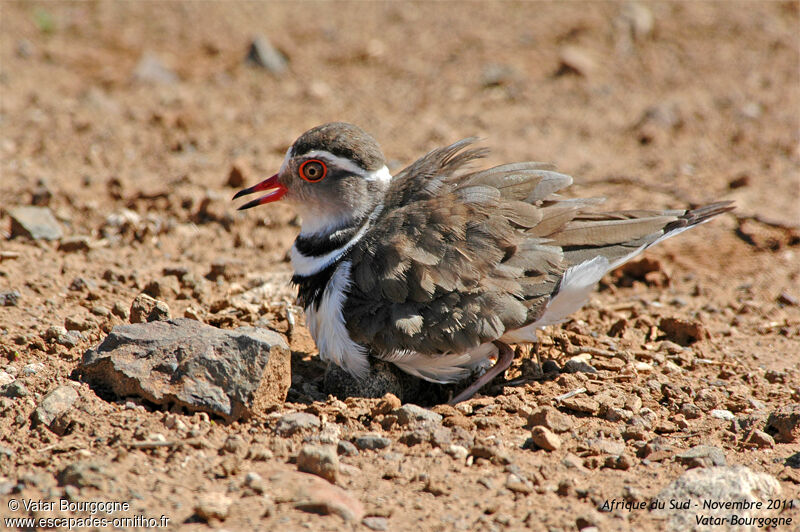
(299, 160, 327, 182)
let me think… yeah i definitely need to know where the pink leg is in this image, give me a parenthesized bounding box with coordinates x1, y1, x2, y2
(448, 341, 515, 405)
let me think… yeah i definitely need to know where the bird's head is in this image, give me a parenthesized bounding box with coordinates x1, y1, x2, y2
(233, 122, 391, 234)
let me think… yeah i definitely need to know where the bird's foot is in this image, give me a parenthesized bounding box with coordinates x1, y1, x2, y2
(448, 341, 515, 405)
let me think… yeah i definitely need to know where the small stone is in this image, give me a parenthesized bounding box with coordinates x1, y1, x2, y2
(528, 406, 574, 433)
(604, 454, 633, 470)
(246, 35, 288, 74)
(0, 371, 13, 387)
(58, 236, 91, 252)
(675, 445, 726, 469)
(271, 470, 364, 521)
(65, 315, 94, 332)
(396, 404, 442, 426)
(111, 302, 129, 320)
(2, 381, 29, 398)
(778, 291, 798, 306)
(766, 404, 800, 443)
(297, 444, 339, 484)
(531, 426, 561, 451)
(337, 440, 358, 456)
(0, 291, 21, 307)
(21, 362, 45, 376)
(371, 393, 401, 416)
(129, 294, 171, 323)
(445, 444, 469, 460)
(194, 492, 232, 521)
(748, 430, 775, 449)
(423, 478, 449, 496)
(276, 412, 321, 436)
(354, 433, 391, 451)
(9, 206, 63, 240)
(481, 63, 515, 87)
(560, 396, 600, 415)
(362, 516, 389, 531)
(133, 53, 178, 84)
(658, 317, 708, 345)
(33, 385, 78, 431)
(558, 46, 596, 76)
(710, 409, 735, 421)
(244, 445, 272, 461)
(243, 472, 265, 494)
(505, 473, 534, 494)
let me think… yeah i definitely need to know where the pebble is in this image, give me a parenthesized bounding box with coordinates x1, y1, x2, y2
(530, 426, 561, 451)
(44, 326, 79, 348)
(243, 472, 265, 494)
(0, 371, 13, 387)
(275, 412, 321, 436)
(505, 473, 534, 494)
(558, 46, 596, 76)
(297, 444, 339, 483)
(765, 403, 800, 443)
(33, 385, 79, 430)
(354, 433, 391, 451)
(675, 445, 727, 469)
(246, 35, 288, 74)
(8, 206, 63, 240)
(2, 381, 29, 398)
(246, 445, 273, 461)
(21, 362, 45, 376)
(133, 53, 178, 84)
(748, 430, 775, 449)
(362, 516, 389, 531)
(396, 404, 443, 426)
(337, 440, 358, 456)
(710, 409, 735, 421)
(445, 444, 469, 460)
(271, 470, 364, 521)
(560, 396, 600, 415)
(0, 291, 21, 307)
(371, 393, 401, 416)
(129, 294, 171, 323)
(658, 317, 708, 345)
(58, 236, 91, 252)
(528, 406, 574, 433)
(194, 492, 232, 521)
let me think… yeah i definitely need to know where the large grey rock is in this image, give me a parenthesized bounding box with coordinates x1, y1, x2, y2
(78, 318, 290, 421)
(655, 466, 781, 531)
(9, 206, 63, 240)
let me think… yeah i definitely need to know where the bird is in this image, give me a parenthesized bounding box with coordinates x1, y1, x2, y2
(233, 122, 733, 404)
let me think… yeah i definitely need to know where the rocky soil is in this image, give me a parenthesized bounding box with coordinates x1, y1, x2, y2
(1, 2, 799, 531)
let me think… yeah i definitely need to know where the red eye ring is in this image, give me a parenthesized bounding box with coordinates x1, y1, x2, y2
(299, 159, 328, 182)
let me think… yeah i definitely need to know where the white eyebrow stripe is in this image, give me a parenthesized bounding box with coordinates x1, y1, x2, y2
(293, 150, 392, 181)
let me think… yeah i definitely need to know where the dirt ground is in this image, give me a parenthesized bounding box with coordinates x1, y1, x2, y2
(1, 1, 799, 531)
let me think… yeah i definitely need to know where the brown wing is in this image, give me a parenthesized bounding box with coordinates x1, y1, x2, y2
(344, 139, 732, 356)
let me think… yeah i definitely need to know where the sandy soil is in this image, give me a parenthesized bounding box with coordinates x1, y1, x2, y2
(1, 2, 799, 531)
